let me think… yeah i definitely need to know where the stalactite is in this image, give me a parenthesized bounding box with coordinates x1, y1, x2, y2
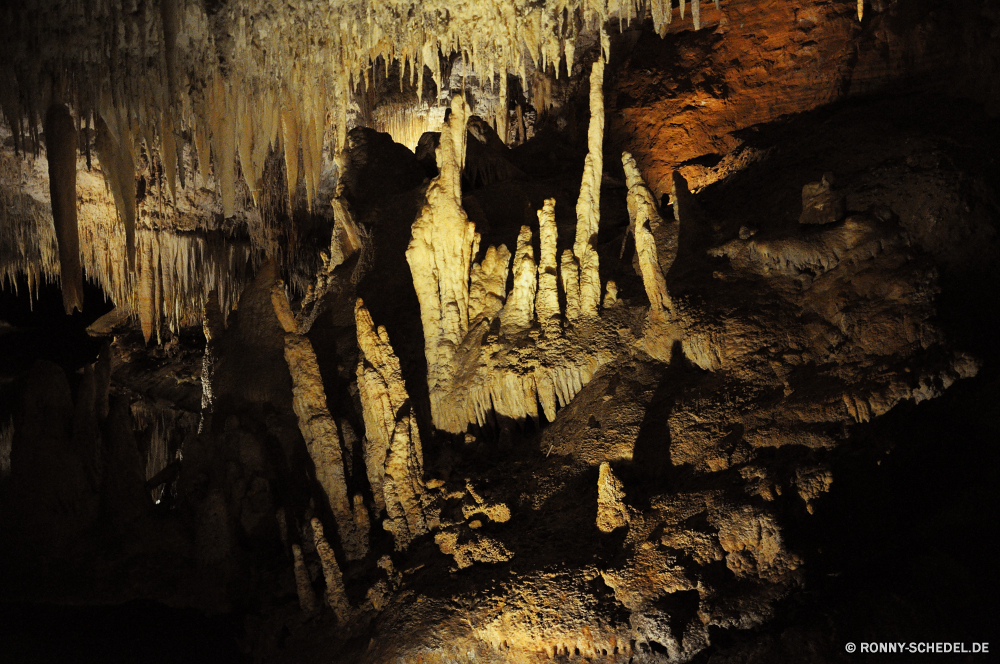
(44, 103, 83, 314)
(94, 104, 137, 269)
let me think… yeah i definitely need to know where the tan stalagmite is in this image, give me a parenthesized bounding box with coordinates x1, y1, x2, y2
(569, 55, 606, 322)
(311, 517, 351, 621)
(560, 249, 581, 321)
(500, 226, 537, 335)
(356, 299, 410, 514)
(274, 285, 367, 561)
(292, 543, 318, 614)
(534, 198, 560, 332)
(398, 67, 627, 433)
(44, 103, 83, 314)
(381, 404, 434, 551)
(295, 198, 364, 335)
(623, 152, 672, 312)
(596, 462, 629, 533)
(356, 298, 436, 551)
(406, 95, 478, 428)
(468, 244, 512, 327)
(208, 76, 238, 218)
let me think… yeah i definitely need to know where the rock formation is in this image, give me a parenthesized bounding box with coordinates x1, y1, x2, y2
(0, 2, 994, 663)
(356, 299, 436, 551)
(311, 517, 351, 621)
(292, 543, 319, 614)
(596, 462, 629, 533)
(43, 103, 82, 314)
(273, 283, 368, 561)
(401, 56, 628, 435)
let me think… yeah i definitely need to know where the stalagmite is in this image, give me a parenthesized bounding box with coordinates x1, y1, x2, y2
(292, 543, 319, 614)
(137, 239, 157, 343)
(381, 406, 433, 551)
(275, 286, 367, 561)
(468, 244, 511, 326)
(596, 462, 629, 533)
(311, 518, 351, 621)
(534, 199, 560, 332)
(500, 226, 537, 335)
(571, 57, 606, 322)
(560, 249, 581, 321)
(623, 152, 672, 312)
(44, 103, 83, 314)
(406, 95, 478, 428)
(356, 299, 411, 515)
(208, 76, 238, 218)
(356, 300, 434, 550)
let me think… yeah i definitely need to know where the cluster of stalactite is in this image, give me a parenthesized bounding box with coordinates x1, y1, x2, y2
(0, 0, 722, 317)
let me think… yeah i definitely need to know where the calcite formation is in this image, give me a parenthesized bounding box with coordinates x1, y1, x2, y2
(292, 543, 319, 614)
(596, 462, 629, 533)
(311, 517, 352, 621)
(356, 299, 436, 551)
(273, 280, 368, 561)
(402, 58, 630, 435)
(0, 2, 990, 664)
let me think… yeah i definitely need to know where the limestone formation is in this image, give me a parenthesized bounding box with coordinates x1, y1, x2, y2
(799, 173, 847, 225)
(274, 286, 367, 561)
(596, 462, 629, 533)
(435, 530, 513, 570)
(0, 3, 992, 663)
(356, 299, 435, 550)
(311, 518, 351, 621)
(406, 95, 479, 429)
(43, 103, 82, 314)
(468, 245, 511, 327)
(568, 57, 606, 322)
(500, 226, 537, 335)
(623, 152, 673, 312)
(292, 543, 319, 614)
(401, 55, 626, 435)
(534, 199, 560, 332)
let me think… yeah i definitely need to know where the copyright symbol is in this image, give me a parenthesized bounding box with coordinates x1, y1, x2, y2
(846, 642, 856, 653)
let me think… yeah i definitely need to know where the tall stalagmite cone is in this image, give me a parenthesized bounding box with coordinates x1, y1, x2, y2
(596, 462, 629, 533)
(44, 103, 83, 314)
(311, 517, 351, 621)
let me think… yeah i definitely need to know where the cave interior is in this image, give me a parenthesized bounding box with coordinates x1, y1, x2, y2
(0, 1, 998, 662)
